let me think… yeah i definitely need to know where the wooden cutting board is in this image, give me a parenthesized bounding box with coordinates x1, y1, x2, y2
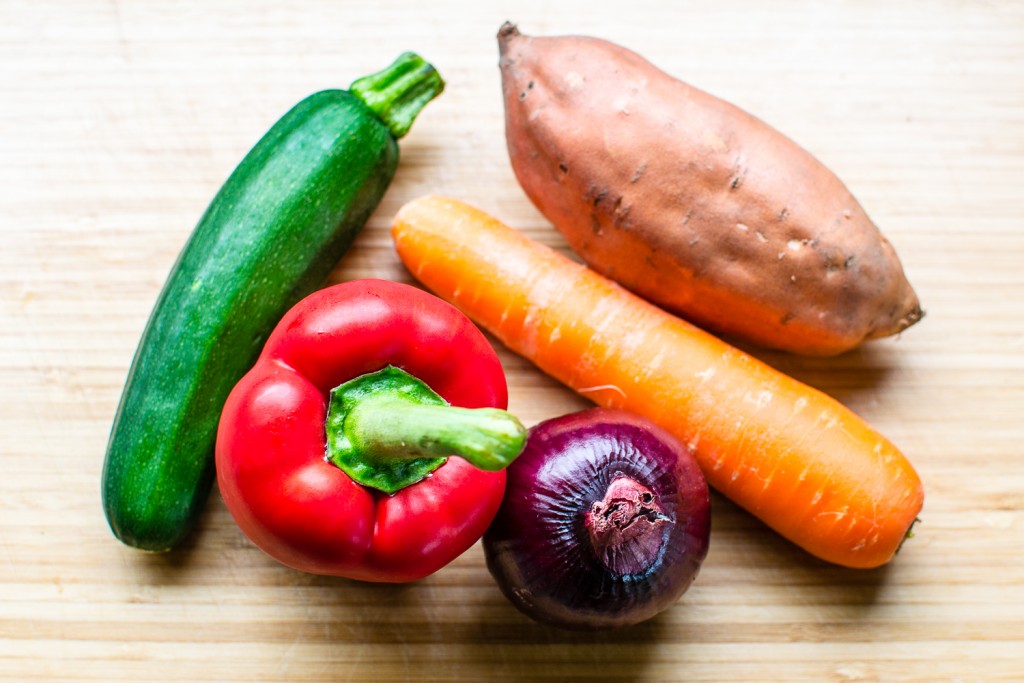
(2, 1, 1022, 680)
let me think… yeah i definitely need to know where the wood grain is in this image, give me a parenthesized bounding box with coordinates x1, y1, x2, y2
(2, 1, 1023, 681)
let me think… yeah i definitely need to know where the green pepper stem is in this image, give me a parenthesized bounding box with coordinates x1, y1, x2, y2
(325, 366, 525, 494)
(350, 52, 445, 139)
(346, 398, 526, 472)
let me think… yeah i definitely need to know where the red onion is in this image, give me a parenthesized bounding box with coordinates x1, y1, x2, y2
(484, 408, 711, 630)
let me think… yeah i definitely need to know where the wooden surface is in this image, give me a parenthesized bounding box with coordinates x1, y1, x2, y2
(2, 1, 1023, 681)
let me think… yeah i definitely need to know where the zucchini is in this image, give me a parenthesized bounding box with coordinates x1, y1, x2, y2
(102, 53, 445, 551)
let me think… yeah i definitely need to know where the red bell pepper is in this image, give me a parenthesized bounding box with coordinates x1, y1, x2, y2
(215, 279, 526, 582)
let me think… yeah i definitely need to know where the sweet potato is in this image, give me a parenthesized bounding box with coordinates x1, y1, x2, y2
(498, 23, 922, 356)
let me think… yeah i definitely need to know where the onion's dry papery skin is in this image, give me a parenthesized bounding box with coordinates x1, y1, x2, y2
(498, 23, 923, 356)
(483, 408, 711, 630)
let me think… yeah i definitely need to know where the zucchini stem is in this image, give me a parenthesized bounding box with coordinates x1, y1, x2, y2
(350, 52, 445, 139)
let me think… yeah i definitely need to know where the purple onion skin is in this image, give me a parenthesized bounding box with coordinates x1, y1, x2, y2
(483, 407, 711, 630)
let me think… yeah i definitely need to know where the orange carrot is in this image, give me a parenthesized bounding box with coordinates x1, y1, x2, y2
(391, 195, 924, 569)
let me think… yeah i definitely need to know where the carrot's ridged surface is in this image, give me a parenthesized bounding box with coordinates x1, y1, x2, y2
(391, 195, 924, 569)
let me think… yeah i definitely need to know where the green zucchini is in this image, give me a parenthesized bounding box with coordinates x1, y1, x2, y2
(102, 53, 445, 551)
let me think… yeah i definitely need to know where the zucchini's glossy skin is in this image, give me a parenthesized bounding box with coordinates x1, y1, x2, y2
(103, 90, 400, 551)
